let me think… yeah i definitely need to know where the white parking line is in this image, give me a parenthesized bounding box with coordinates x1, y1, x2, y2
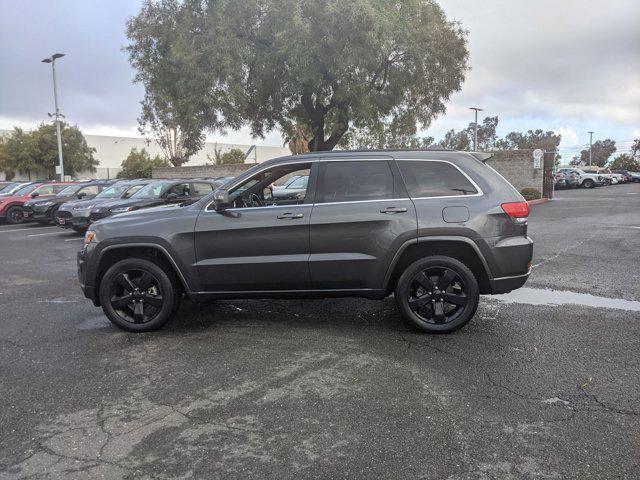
(27, 232, 62, 237)
(0, 226, 57, 233)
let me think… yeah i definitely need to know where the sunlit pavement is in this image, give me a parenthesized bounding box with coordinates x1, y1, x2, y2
(1, 183, 639, 479)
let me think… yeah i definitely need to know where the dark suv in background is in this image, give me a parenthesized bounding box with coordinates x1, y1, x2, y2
(88, 179, 220, 223)
(23, 180, 115, 224)
(56, 179, 154, 232)
(78, 150, 533, 334)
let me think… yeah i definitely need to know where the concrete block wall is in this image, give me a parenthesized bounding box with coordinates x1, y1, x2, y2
(153, 163, 253, 179)
(486, 150, 542, 193)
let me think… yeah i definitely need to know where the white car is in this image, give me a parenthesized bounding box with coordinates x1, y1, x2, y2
(558, 168, 605, 188)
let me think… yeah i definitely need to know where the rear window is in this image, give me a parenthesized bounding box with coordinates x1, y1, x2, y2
(316, 161, 394, 203)
(398, 161, 478, 197)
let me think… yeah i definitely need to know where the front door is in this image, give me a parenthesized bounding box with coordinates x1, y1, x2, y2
(309, 158, 417, 291)
(194, 162, 316, 292)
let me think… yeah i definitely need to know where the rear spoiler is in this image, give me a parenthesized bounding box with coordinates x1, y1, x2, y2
(469, 152, 494, 163)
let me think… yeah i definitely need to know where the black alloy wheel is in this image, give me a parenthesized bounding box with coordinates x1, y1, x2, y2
(109, 269, 164, 324)
(408, 267, 468, 325)
(6, 205, 23, 224)
(396, 256, 479, 334)
(99, 258, 180, 332)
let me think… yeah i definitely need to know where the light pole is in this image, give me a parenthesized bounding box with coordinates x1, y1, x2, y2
(42, 53, 66, 181)
(469, 107, 483, 151)
(588, 131, 594, 166)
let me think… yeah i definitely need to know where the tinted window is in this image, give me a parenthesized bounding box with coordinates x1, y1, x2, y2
(166, 183, 191, 197)
(192, 183, 214, 195)
(78, 185, 99, 196)
(398, 161, 478, 197)
(37, 185, 56, 195)
(317, 161, 393, 203)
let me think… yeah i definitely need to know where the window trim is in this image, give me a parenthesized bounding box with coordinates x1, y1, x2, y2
(395, 158, 484, 200)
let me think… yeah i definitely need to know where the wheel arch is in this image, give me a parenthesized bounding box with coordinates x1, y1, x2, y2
(384, 237, 493, 295)
(94, 244, 189, 305)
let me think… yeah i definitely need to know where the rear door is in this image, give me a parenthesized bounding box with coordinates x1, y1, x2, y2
(308, 157, 417, 291)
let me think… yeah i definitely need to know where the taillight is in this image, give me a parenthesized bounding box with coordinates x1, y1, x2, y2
(501, 202, 529, 223)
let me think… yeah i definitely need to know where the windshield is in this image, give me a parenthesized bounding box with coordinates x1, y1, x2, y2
(14, 184, 39, 196)
(0, 182, 21, 194)
(96, 184, 129, 199)
(131, 182, 168, 199)
(57, 184, 82, 196)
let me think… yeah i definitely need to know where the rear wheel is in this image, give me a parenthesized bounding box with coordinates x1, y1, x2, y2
(395, 256, 479, 334)
(99, 258, 181, 332)
(5, 205, 23, 224)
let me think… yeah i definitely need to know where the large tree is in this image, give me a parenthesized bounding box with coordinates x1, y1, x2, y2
(575, 138, 616, 167)
(0, 124, 98, 179)
(495, 129, 561, 153)
(117, 148, 168, 178)
(127, 0, 469, 153)
(436, 116, 499, 151)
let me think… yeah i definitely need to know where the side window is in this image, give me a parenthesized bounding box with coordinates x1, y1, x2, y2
(316, 161, 393, 203)
(37, 185, 55, 195)
(192, 183, 214, 196)
(52, 185, 68, 194)
(398, 161, 478, 197)
(166, 183, 191, 197)
(78, 185, 99, 196)
(220, 164, 312, 209)
(123, 185, 143, 198)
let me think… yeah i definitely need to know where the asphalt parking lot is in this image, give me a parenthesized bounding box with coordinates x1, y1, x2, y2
(1, 183, 639, 479)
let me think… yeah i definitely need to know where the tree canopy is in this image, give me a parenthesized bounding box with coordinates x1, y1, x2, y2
(117, 148, 169, 178)
(0, 123, 98, 180)
(608, 139, 640, 171)
(574, 139, 617, 167)
(126, 0, 469, 153)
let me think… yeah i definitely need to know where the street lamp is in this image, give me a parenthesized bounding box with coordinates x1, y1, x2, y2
(469, 107, 483, 151)
(42, 53, 66, 181)
(588, 131, 594, 166)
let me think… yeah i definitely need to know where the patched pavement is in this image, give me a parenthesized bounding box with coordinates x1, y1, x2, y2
(1, 184, 639, 479)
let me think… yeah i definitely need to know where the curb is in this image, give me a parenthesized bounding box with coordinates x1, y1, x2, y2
(527, 198, 550, 206)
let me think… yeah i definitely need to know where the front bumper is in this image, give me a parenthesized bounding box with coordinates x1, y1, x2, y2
(58, 213, 90, 230)
(24, 205, 53, 222)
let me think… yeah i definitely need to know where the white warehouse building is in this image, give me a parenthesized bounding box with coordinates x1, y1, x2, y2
(0, 129, 291, 180)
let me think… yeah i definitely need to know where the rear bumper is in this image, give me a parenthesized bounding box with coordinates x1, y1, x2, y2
(489, 270, 530, 294)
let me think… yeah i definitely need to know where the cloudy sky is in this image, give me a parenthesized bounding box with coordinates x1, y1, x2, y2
(1, 0, 638, 158)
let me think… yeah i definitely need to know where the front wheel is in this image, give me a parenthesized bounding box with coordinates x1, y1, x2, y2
(99, 258, 181, 332)
(583, 179, 594, 188)
(5, 205, 23, 224)
(395, 256, 479, 334)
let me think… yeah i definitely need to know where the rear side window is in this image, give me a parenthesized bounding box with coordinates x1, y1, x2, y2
(316, 161, 393, 203)
(192, 183, 214, 195)
(398, 161, 478, 197)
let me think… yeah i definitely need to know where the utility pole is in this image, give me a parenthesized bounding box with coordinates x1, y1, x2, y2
(42, 53, 66, 181)
(469, 107, 483, 151)
(588, 131, 594, 166)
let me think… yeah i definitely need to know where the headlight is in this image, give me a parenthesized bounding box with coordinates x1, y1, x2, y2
(110, 206, 133, 213)
(74, 204, 93, 211)
(39, 201, 55, 207)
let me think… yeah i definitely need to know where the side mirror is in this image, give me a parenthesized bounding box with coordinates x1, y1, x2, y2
(213, 189, 230, 211)
(166, 192, 179, 201)
(31, 192, 39, 198)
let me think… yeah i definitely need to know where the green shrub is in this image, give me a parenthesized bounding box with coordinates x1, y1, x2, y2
(520, 188, 541, 201)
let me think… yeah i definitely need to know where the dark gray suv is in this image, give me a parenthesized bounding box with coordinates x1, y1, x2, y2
(78, 150, 533, 333)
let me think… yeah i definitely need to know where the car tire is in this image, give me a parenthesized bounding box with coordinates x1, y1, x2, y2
(99, 258, 181, 332)
(583, 179, 594, 189)
(395, 256, 480, 334)
(5, 205, 23, 224)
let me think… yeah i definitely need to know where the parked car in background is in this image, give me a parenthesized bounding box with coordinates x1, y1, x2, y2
(23, 180, 115, 225)
(630, 172, 640, 182)
(554, 171, 568, 188)
(272, 174, 309, 202)
(56, 179, 154, 232)
(0, 182, 33, 197)
(88, 179, 220, 223)
(557, 168, 605, 188)
(0, 182, 74, 224)
(78, 150, 533, 333)
(0, 181, 14, 192)
(611, 170, 634, 183)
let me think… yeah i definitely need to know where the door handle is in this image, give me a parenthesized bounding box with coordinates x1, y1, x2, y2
(380, 207, 408, 214)
(277, 212, 304, 219)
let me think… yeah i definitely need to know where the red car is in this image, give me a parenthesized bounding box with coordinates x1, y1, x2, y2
(0, 182, 75, 224)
